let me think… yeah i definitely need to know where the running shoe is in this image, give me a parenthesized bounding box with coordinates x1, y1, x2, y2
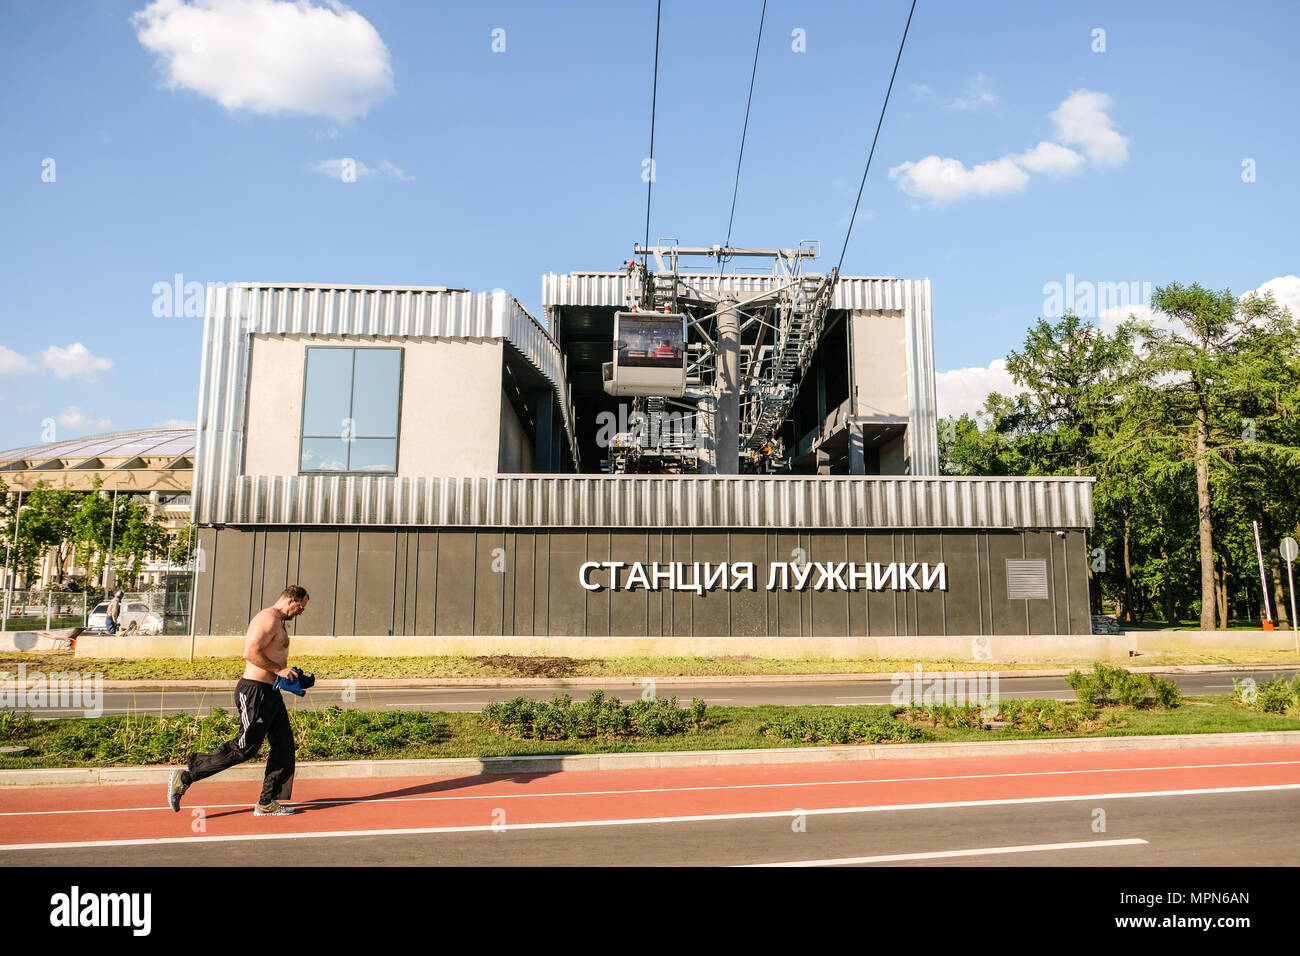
(167, 768, 190, 813)
(253, 801, 297, 816)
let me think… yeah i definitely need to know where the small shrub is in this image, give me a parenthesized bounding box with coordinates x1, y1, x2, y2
(758, 710, 934, 745)
(37, 705, 449, 765)
(480, 691, 708, 741)
(0, 711, 37, 741)
(1067, 663, 1181, 709)
(1236, 675, 1300, 714)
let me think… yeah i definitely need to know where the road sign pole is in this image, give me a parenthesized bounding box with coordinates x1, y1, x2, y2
(1253, 521, 1273, 628)
(1289, 563, 1298, 652)
(1281, 536, 1299, 652)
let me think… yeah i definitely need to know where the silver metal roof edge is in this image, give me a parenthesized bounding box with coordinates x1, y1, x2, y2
(214, 474, 1095, 530)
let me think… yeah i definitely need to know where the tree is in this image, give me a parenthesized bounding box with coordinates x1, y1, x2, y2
(1123, 283, 1297, 629)
(112, 499, 171, 587)
(70, 483, 115, 585)
(939, 400, 1028, 477)
(168, 524, 197, 567)
(998, 313, 1136, 477)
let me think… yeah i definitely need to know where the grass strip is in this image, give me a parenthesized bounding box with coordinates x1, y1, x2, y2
(2, 695, 1299, 771)
(3, 650, 1300, 681)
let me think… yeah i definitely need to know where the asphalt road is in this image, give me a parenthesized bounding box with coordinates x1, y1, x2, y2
(14, 669, 1296, 717)
(3, 743, 1297, 866)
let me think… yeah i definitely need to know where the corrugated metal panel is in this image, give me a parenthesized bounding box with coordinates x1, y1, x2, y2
(222, 474, 1094, 529)
(903, 278, 939, 476)
(543, 272, 940, 475)
(193, 284, 578, 526)
(542, 272, 916, 311)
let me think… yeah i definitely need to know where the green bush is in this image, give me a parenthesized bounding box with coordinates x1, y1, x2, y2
(758, 710, 934, 745)
(1066, 663, 1181, 709)
(480, 690, 709, 741)
(0, 711, 37, 741)
(1234, 675, 1300, 714)
(40, 705, 449, 765)
(904, 703, 986, 729)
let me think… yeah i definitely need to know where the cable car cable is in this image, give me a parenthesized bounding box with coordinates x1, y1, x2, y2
(643, 0, 663, 266)
(724, 0, 767, 260)
(837, 0, 917, 274)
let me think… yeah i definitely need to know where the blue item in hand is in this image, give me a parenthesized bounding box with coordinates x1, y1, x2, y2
(273, 667, 314, 696)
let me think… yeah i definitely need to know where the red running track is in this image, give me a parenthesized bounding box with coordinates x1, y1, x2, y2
(2, 744, 1299, 850)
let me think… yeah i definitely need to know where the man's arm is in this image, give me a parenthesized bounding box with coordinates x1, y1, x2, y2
(243, 614, 294, 679)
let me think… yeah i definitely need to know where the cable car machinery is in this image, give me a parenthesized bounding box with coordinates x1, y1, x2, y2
(602, 239, 838, 475)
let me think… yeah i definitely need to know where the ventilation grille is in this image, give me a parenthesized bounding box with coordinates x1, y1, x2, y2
(1006, 559, 1049, 600)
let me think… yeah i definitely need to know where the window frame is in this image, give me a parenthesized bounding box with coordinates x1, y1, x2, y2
(297, 345, 404, 476)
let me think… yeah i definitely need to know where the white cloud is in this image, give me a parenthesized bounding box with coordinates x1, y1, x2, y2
(936, 358, 1023, 419)
(1013, 141, 1086, 177)
(1099, 276, 1300, 336)
(946, 73, 998, 111)
(132, 0, 394, 122)
(41, 343, 114, 381)
(312, 157, 373, 179)
(310, 157, 410, 180)
(1098, 303, 1175, 336)
(890, 88, 1126, 204)
(890, 156, 1029, 203)
(910, 83, 934, 99)
(1049, 90, 1128, 167)
(0, 346, 35, 375)
(376, 159, 412, 181)
(55, 407, 112, 433)
(1250, 274, 1300, 320)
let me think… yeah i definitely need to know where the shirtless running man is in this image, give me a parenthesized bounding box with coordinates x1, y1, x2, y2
(168, 585, 309, 816)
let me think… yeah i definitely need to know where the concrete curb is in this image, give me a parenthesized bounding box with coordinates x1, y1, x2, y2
(3, 730, 1298, 788)
(70, 662, 1298, 690)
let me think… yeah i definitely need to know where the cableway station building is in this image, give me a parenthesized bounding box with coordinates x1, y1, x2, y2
(183, 258, 1094, 652)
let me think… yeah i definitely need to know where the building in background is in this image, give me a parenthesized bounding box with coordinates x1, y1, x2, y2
(187, 276, 1094, 644)
(0, 428, 194, 589)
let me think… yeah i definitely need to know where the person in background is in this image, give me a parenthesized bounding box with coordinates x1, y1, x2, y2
(105, 589, 123, 635)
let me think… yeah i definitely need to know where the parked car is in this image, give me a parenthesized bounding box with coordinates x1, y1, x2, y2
(87, 601, 164, 635)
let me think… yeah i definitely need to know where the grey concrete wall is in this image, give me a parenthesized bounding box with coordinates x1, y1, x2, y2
(192, 527, 1092, 637)
(498, 390, 535, 473)
(851, 310, 909, 423)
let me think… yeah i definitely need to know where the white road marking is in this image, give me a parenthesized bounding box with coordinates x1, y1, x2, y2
(1, 759, 1297, 817)
(0, 786, 1294, 852)
(740, 838, 1150, 866)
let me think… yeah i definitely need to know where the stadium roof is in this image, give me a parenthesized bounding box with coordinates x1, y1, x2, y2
(0, 427, 195, 493)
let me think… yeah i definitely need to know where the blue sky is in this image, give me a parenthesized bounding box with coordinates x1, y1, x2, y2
(1, 0, 1296, 451)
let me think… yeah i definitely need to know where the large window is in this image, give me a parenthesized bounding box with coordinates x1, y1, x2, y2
(299, 347, 402, 473)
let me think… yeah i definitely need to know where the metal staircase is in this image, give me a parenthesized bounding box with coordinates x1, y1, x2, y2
(742, 270, 837, 451)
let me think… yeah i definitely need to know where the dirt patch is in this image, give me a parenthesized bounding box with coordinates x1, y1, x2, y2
(0, 654, 76, 671)
(469, 655, 599, 678)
